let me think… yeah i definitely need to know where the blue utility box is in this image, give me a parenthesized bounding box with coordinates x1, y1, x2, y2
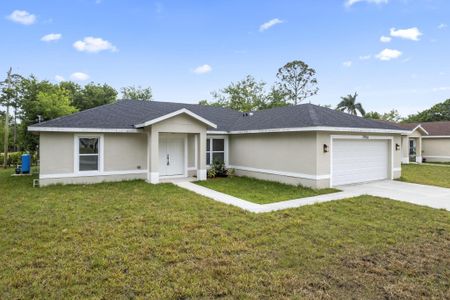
(21, 154, 31, 174)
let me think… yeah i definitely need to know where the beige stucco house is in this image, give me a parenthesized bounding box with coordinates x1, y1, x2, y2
(397, 121, 450, 163)
(29, 100, 409, 188)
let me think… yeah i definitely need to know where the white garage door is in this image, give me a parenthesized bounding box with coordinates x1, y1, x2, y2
(332, 139, 389, 186)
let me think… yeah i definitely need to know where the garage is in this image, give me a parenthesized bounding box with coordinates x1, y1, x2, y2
(331, 138, 390, 186)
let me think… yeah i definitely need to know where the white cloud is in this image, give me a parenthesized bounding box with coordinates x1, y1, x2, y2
(7, 10, 36, 25)
(380, 35, 391, 43)
(259, 18, 284, 32)
(438, 23, 447, 29)
(359, 55, 371, 60)
(193, 64, 212, 74)
(73, 37, 117, 53)
(55, 75, 65, 82)
(390, 27, 422, 41)
(432, 87, 450, 92)
(375, 48, 402, 61)
(345, 0, 388, 7)
(342, 61, 352, 67)
(41, 33, 62, 42)
(70, 72, 90, 81)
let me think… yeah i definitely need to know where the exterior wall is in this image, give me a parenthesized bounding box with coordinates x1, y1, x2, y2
(40, 132, 74, 175)
(422, 138, 450, 162)
(103, 133, 147, 171)
(40, 173, 147, 187)
(187, 134, 196, 169)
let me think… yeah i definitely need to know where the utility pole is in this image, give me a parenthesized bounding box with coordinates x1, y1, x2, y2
(3, 67, 12, 168)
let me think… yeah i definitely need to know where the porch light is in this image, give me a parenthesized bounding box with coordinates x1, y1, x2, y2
(395, 143, 400, 151)
(323, 144, 328, 153)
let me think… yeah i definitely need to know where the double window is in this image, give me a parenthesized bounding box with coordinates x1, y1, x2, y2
(206, 138, 225, 165)
(76, 136, 102, 172)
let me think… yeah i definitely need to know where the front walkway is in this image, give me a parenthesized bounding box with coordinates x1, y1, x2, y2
(174, 180, 450, 213)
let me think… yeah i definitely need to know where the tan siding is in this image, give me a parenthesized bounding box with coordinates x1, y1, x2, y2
(187, 134, 195, 168)
(103, 133, 147, 171)
(423, 138, 450, 161)
(39, 132, 74, 175)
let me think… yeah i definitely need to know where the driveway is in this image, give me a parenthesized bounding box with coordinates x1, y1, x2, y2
(340, 180, 450, 211)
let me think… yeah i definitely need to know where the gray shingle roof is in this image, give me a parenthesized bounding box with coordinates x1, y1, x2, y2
(29, 100, 405, 132)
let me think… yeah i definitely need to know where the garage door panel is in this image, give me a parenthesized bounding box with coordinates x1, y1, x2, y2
(332, 139, 389, 186)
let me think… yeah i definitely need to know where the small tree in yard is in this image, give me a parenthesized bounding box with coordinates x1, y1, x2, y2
(275, 60, 319, 105)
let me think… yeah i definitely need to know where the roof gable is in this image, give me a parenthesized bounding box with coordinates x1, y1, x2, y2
(134, 108, 217, 128)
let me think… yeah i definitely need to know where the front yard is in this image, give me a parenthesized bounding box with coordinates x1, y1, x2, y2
(400, 163, 450, 188)
(0, 169, 449, 298)
(195, 176, 338, 204)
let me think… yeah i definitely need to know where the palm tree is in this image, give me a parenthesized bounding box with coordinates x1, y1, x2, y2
(336, 92, 365, 116)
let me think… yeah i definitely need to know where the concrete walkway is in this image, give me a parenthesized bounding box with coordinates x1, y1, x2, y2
(174, 180, 450, 213)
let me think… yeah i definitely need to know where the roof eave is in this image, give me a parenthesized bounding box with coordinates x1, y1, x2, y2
(134, 108, 217, 129)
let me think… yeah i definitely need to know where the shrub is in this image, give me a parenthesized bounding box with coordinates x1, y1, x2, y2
(0, 152, 37, 167)
(207, 160, 230, 178)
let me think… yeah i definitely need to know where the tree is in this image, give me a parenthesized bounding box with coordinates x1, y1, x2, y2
(36, 87, 78, 120)
(265, 87, 290, 109)
(336, 92, 365, 116)
(72, 83, 117, 111)
(209, 75, 269, 112)
(381, 109, 402, 122)
(365, 111, 382, 120)
(404, 99, 450, 122)
(121, 85, 153, 101)
(275, 60, 319, 105)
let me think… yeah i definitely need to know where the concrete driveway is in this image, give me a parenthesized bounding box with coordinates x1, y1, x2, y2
(340, 180, 450, 211)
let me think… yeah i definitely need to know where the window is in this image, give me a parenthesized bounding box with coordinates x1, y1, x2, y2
(206, 138, 225, 165)
(78, 137, 99, 171)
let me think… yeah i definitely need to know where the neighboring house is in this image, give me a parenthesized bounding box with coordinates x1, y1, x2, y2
(28, 100, 409, 188)
(397, 121, 450, 163)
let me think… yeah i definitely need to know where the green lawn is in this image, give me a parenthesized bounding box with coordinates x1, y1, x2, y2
(1, 169, 449, 299)
(399, 164, 450, 188)
(195, 176, 339, 204)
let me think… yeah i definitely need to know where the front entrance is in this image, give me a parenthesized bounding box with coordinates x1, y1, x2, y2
(409, 139, 416, 163)
(159, 134, 185, 177)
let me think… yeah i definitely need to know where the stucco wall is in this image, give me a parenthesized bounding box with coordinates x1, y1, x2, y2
(103, 133, 147, 171)
(423, 138, 450, 162)
(229, 132, 317, 175)
(187, 134, 196, 168)
(40, 132, 74, 175)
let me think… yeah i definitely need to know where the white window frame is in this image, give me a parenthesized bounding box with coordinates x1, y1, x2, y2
(206, 135, 229, 167)
(74, 134, 104, 175)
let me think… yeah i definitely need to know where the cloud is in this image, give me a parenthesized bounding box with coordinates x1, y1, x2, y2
(342, 61, 352, 67)
(55, 75, 65, 82)
(438, 23, 447, 29)
(70, 72, 90, 81)
(259, 18, 284, 32)
(432, 87, 450, 92)
(41, 33, 62, 42)
(193, 64, 212, 74)
(359, 55, 371, 60)
(6, 10, 36, 25)
(345, 0, 388, 7)
(380, 35, 391, 43)
(375, 48, 402, 61)
(73, 37, 117, 53)
(390, 27, 422, 41)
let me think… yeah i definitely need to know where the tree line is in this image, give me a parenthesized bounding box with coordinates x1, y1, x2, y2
(0, 68, 152, 165)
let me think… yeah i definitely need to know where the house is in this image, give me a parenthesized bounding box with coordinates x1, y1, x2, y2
(397, 121, 450, 163)
(28, 100, 409, 188)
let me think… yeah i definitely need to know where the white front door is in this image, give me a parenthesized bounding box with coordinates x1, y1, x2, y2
(159, 134, 185, 177)
(332, 139, 390, 186)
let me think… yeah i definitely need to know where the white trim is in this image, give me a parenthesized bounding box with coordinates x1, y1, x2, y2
(406, 124, 429, 136)
(29, 126, 142, 133)
(149, 172, 159, 184)
(187, 167, 197, 171)
(329, 135, 394, 188)
(205, 135, 229, 167)
(416, 156, 423, 163)
(194, 134, 198, 169)
(197, 169, 207, 180)
(40, 169, 147, 179)
(228, 165, 330, 180)
(146, 132, 151, 181)
(402, 157, 409, 164)
(207, 131, 228, 134)
(422, 136, 450, 139)
(226, 126, 409, 135)
(74, 134, 104, 175)
(184, 134, 188, 177)
(393, 167, 401, 172)
(423, 155, 450, 159)
(134, 108, 217, 129)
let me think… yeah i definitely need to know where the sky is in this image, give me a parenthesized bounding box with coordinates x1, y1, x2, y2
(1, 0, 449, 117)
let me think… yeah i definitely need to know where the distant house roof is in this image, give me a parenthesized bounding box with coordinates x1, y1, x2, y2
(399, 121, 450, 136)
(29, 100, 407, 133)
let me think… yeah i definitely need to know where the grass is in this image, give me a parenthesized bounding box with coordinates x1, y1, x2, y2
(424, 161, 450, 165)
(0, 169, 449, 299)
(399, 164, 450, 188)
(195, 176, 339, 204)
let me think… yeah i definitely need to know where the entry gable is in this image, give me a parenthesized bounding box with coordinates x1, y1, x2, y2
(408, 124, 429, 136)
(134, 108, 217, 129)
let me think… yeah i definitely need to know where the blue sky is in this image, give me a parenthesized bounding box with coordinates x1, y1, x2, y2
(1, 0, 449, 116)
